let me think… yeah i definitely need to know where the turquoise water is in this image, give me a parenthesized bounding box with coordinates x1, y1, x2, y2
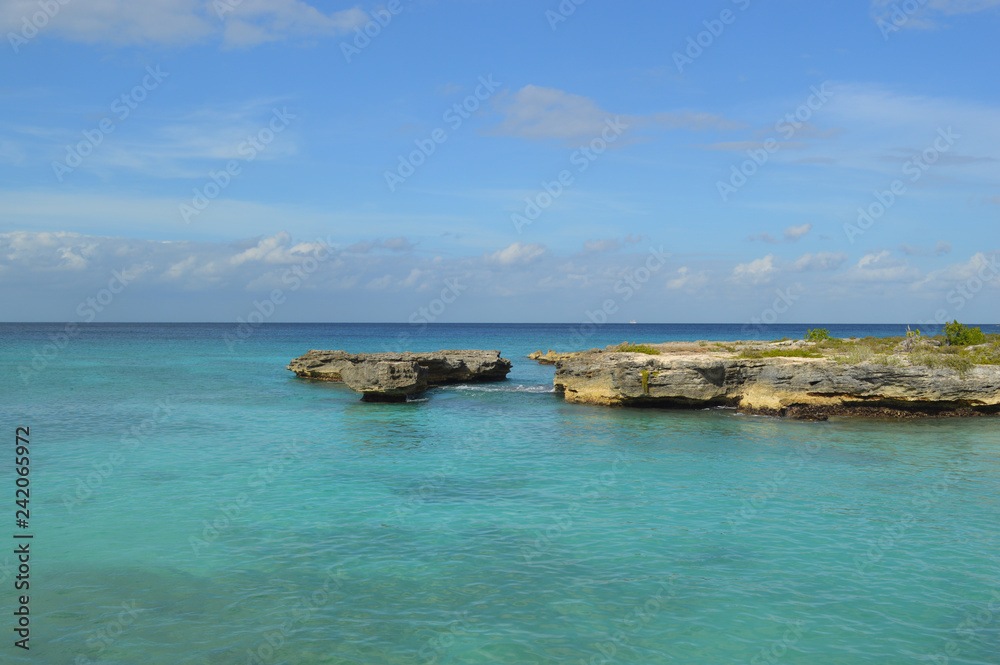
(1, 323, 999, 664)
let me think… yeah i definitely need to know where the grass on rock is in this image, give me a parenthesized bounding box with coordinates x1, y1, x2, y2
(616, 343, 660, 355)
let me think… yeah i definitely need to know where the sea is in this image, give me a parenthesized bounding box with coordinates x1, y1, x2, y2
(0, 323, 998, 665)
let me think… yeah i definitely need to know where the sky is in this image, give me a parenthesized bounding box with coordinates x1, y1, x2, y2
(1, 0, 998, 324)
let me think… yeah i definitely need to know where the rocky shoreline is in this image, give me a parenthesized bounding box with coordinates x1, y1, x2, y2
(287, 349, 511, 401)
(532, 341, 1000, 419)
(288, 339, 1000, 416)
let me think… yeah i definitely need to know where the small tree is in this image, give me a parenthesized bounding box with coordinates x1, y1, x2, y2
(902, 327, 921, 352)
(944, 321, 986, 347)
(805, 328, 832, 342)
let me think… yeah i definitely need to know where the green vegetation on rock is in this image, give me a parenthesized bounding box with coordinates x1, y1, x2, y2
(944, 321, 986, 347)
(739, 348, 822, 359)
(616, 343, 660, 355)
(911, 350, 975, 377)
(805, 328, 832, 342)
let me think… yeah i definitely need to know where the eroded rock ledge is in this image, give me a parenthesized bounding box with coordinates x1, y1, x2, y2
(536, 342, 1000, 419)
(288, 350, 512, 402)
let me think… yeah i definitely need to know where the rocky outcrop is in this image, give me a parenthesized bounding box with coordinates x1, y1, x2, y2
(339, 361, 428, 402)
(288, 350, 511, 401)
(527, 350, 581, 365)
(544, 344, 1000, 418)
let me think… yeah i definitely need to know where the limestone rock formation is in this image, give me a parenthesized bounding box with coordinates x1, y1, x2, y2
(541, 343, 1000, 418)
(340, 361, 428, 402)
(527, 350, 581, 365)
(288, 350, 512, 401)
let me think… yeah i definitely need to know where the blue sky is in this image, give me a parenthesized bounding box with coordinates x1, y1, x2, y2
(1, 0, 998, 324)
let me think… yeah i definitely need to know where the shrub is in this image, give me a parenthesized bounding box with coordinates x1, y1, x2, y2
(911, 350, 975, 377)
(944, 321, 986, 347)
(967, 344, 1000, 366)
(901, 327, 922, 352)
(834, 346, 874, 365)
(805, 328, 832, 342)
(616, 343, 660, 355)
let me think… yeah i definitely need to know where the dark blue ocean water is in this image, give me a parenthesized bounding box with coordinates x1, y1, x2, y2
(1, 323, 998, 664)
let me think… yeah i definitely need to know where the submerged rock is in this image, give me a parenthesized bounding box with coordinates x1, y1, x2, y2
(288, 350, 511, 402)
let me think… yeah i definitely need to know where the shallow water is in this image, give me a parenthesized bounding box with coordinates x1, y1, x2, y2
(1, 323, 998, 664)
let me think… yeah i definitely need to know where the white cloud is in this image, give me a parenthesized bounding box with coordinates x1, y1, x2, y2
(584, 239, 620, 253)
(666, 267, 708, 291)
(841, 251, 920, 283)
(748, 232, 780, 244)
(399, 268, 424, 288)
(220, 0, 370, 48)
(900, 240, 953, 256)
(820, 84, 1000, 183)
(790, 251, 848, 272)
(230, 231, 327, 266)
(858, 250, 891, 268)
(703, 141, 806, 152)
(749, 224, 813, 243)
(2, 230, 995, 322)
(871, 0, 1000, 29)
(486, 242, 547, 266)
(347, 237, 416, 253)
(162, 256, 194, 280)
(783, 223, 813, 241)
(489, 86, 620, 143)
(366, 274, 393, 290)
(731, 255, 777, 285)
(0, 0, 368, 48)
(915, 252, 1000, 290)
(489, 86, 740, 144)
